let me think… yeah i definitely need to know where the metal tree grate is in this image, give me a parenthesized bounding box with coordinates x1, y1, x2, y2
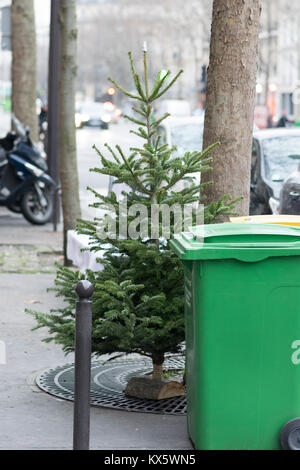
(36, 355, 186, 415)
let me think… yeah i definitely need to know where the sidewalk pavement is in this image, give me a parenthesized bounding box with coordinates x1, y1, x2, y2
(0, 208, 192, 450)
(0, 207, 63, 274)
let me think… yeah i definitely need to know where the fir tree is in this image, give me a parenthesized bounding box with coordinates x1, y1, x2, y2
(28, 49, 238, 381)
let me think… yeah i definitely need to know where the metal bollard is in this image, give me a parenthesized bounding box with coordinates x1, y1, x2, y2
(73, 280, 94, 450)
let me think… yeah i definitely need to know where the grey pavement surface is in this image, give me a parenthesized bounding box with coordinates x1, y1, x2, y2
(0, 273, 191, 450)
(0, 118, 192, 450)
(0, 207, 63, 273)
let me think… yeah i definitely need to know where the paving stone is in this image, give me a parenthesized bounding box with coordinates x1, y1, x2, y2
(0, 245, 63, 274)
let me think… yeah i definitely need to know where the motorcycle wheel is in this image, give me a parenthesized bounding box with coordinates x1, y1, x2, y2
(21, 185, 53, 225)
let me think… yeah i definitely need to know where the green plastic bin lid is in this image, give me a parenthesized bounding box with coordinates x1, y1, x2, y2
(170, 223, 300, 262)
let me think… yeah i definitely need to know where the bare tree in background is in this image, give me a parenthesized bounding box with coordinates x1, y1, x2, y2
(76, 0, 213, 104)
(258, 0, 278, 115)
(58, 0, 81, 264)
(202, 0, 262, 216)
(11, 0, 38, 142)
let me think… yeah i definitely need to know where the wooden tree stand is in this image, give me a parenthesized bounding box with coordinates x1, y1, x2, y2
(124, 375, 185, 400)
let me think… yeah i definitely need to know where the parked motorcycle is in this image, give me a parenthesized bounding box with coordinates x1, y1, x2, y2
(0, 115, 56, 225)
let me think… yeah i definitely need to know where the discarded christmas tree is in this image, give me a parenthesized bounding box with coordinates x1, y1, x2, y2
(28, 49, 238, 399)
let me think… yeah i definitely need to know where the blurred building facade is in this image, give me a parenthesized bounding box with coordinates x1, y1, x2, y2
(0, 1, 11, 111)
(76, 0, 212, 110)
(256, 0, 300, 126)
(77, 0, 300, 122)
(1, 0, 300, 122)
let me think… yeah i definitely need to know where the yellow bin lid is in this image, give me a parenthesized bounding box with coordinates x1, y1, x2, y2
(230, 215, 300, 227)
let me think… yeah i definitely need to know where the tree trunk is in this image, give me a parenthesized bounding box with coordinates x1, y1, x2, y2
(124, 376, 185, 400)
(152, 353, 164, 380)
(202, 0, 262, 217)
(11, 0, 38, 142)
(58, 0, 81, 265)
(264, 0, 271, 108)
(152, 363, 163, 380)
(124, 352, 184, 400)
(124, 351, 186, 400)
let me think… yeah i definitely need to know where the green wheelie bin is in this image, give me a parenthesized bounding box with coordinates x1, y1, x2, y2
(170, 223, 300, 450)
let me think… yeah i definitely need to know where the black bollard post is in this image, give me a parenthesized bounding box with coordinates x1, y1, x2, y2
(73, 280, 94, 451)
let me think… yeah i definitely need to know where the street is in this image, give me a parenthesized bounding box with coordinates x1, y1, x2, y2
(0, 111, 137, 221)
(77, 120, 139, 219)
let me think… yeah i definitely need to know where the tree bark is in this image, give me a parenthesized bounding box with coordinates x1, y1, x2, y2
(124, 376, 185, 400)
(58, 0, 81, 265)
(152, 363, 163, 380)
(11, 0, 38, 142)
(152, 353, 164, 380)
(202, 0, 262, 216)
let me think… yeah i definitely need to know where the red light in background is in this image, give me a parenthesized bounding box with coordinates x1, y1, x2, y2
(115, 108, 122, 120)
(108, 87, 116, 96)
(104, 101, 115, 111)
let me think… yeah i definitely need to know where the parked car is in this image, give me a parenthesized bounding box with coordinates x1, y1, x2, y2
(108, 116, 204, 197)
(157, 116, 204, 191)
(251, 128, 300, 215)
(160, 121, 300, 215)
(102, 101, 122, 123)
(110, 116, 293, 216)
(157, 115, 204, 149)
(158, 116, 258, 156)
(75, 102, 111, 129)
(155, 99, 191, 119)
